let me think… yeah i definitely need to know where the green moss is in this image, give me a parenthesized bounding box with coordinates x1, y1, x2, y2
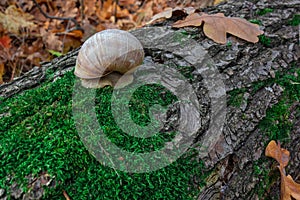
(259, 35, 272, 47)
(173, 31, 190, 44)
(175, 65, 195, 80)
(288, 14, 300, 26)
(258, 67, 300, 141)
(256, 8, 274, 16)
(226, 41, 232, 47)
(0, 52, 298, 199)
(250, 66, 299, 198)
(252, 160, 279, 199)
(0, 70, 208, 199)
(228, 88, 247, 107)
(249, 19, 262, 25)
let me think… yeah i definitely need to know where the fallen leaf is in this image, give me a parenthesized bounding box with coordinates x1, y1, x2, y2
(0, 5, 36, 34)
(0, 35, 11, 49)
(119, 0, 136, 6)
(27, 52, 44, 66)
(147, 7, 173, 24)
(147, 7, 198, 25)
(137, 1, 154, 22)
(96, 0, 130, 21)
(265, 140, 290, 168)
(284, 175, 300, 200)
(278, 167, 300, 200)
(173, 12, 264, 44)
(265, 140, 300, 200)
(40, 28, 63, 52)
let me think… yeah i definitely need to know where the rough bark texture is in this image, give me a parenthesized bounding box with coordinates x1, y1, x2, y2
(0, 0, 299, 199)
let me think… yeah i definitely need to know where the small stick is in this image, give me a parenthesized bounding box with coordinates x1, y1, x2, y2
(79, 0, 85, 22)
(63, 190, 71, 200)
(114, 0, 119, 23)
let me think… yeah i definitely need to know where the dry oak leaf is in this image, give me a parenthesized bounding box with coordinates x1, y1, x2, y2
(265, 140, 300, 200)
(173, 12, 264, 44)
(265, 140, 290, 168)
(147, 7, 197, 25)
(0, 5, 36, 34)
(147, 7, 173, 24)
(279, 168, 300, 200)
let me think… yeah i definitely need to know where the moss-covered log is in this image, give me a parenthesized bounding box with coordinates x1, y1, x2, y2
(0, 0, 299, 199)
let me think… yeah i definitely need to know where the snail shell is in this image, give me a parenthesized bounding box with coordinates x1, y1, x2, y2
(74, 29, 144, 88)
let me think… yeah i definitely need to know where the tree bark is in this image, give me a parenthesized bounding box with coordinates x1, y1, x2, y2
(0, 0, 299, 199)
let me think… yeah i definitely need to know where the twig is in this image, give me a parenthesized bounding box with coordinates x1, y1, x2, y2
(79, 0, 85, 22)
(32, 0, 83, 31)
(63, 190, 71, 200)
(114, 0, 119, 23)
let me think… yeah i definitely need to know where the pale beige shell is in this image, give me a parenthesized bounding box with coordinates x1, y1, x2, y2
(74, 29, 144, 88)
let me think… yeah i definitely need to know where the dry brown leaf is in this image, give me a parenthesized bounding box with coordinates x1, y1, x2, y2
(285, 175, 300, 200)
(0, 5, 36, 34)
(40, 28, 63, 52)
(147, 7, 173, 24)
(265, 140, 290, 168)
(119, 0, 136, 6)
(265, 140, 300, 200)
(97, 0, 114, 20)
(147, 7, 198, 24)
(61, 0, 78, 18)
(134, 1, 154, 26)
(278, 166, 300, 200)
(84, 0, 97, 17)
(173, 12, 264, 44)
(0, 36, 11, 49)
(117, 19, 136, 30)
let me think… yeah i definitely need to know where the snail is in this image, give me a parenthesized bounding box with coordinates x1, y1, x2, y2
(74, 29, 145, 88)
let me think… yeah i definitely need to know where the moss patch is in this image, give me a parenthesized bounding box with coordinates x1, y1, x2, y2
(249, 19, 263, 25)
(288, 14, 300, 26)
(258, 35, 272, 47)
(228, 88, 247, 107)
(256, 8, 274, 16)
(0, 70, 208, 199)
(258, 67, 300, 141)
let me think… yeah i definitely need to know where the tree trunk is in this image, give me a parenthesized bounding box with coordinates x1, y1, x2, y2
(0, 0, 299, 199)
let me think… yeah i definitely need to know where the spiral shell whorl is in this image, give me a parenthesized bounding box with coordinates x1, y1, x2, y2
(74, 29, 144, 88)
